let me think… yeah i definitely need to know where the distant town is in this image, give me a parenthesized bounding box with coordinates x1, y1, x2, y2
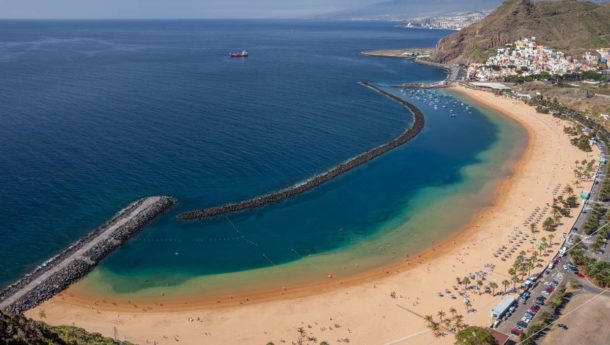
(404, 10, 491, 30)
(468, 37, 610, 82)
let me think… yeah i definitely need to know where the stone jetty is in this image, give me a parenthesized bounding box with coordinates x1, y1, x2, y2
(0, 196, 175, 314)
(178, 82, 425, 220)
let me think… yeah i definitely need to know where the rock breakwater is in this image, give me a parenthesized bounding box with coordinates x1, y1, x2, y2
(178, 82, 425, 220)
(0, 196, 175, 314)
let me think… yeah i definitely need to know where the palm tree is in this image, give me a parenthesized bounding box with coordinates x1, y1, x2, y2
(453, 314, 466, 332)
(549, 233, 555, 246)
(424, 315, 434, 327)
(462, 276, 471, 289)
(508, 267, 516, 277)
(489, 282, 498, 296)
(430, 322, 441, 337)
(443, 318, 452, 331)
(502, 279, 510, 292)
(526, 261, 535, 275)
(476, 280, 484, 295)
(531, 250, 539, 263)
(449, 307, 458, 319)
(552, 207, 562, 223)
(564, 185, 574, 195)
(511, 275, 520, 290)
(437, 310, 446, 322)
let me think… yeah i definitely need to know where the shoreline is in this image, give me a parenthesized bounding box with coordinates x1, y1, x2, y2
(28, 86, 597, 345)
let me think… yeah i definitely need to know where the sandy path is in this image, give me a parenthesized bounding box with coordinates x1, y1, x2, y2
(27, 87, 597, 345)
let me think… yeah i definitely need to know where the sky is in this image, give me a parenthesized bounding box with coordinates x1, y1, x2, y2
(0, 0, 381, 19)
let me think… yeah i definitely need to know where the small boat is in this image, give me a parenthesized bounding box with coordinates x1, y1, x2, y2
(229, 50, 248, 58)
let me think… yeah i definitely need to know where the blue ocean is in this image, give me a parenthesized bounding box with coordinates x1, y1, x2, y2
(0, 20, 524, 296)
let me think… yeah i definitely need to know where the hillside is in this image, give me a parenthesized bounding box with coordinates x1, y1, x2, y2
(0, 310, 130, 345)
(432, 0, 610, 64)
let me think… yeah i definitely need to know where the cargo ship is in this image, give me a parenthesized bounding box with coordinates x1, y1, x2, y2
(229, 50, 248, 58)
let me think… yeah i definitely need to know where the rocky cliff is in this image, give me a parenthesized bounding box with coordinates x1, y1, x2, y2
(432, 0, 610, 64)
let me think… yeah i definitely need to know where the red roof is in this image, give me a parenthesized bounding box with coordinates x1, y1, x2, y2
(487, 328, 510, 345)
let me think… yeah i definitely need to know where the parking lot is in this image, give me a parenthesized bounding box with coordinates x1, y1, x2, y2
(493, 141, 608, 342)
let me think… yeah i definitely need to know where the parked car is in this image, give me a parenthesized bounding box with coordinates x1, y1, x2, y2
(545, 286, 555, 293)
(576, 273, 586, 278)
(529, 306, 539, 314)
(517, 321, 528, 329)
(542, 290, 550, 297)
(511, 328, 524, 336)
(535, 296, 545, 305)
(520, 292, 530, 302)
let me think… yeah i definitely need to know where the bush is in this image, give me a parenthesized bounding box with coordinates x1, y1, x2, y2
(455, 326, 497, 345)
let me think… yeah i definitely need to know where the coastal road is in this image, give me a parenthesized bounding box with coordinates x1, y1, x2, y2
(0, 196, 163, 311)
(497, 141, 608, 341)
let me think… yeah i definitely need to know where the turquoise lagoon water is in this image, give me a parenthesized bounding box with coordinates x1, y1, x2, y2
(0, 20, 525, 297)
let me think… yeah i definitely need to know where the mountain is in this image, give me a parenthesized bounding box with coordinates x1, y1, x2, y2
(432, 0, 610, 64)
(0, 310, 131, 345)
(327, 0, 502, 20)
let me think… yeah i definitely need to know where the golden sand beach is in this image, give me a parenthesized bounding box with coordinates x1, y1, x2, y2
(27, 86, 598, 345)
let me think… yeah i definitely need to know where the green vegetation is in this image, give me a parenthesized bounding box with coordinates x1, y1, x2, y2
(0, 310, 130, 345)
(424, 308, 467, 337)
(505, 71, 606, 84)
(454, 326, 497, 345)
(570, 245, 610, 287)
(583, 205, 607, 235)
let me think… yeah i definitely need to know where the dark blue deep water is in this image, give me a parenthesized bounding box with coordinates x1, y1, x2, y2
(0, 20, 510, 292)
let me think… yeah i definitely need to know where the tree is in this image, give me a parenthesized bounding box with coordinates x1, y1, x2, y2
(543, 217, 555, 232)
(511, 275, 520, 290)
(502, 279, 510, 292)
(477, 280, 484, 295)
(424, 315, 434, 327)
(564, 185, 574, 195)
(530, 251, 539, 265)
(431, 322, 442, 337)
(438, 310, 446, 322)
(548, 234, 555, 246)
(463, 276, 471, 289)
(566, 195, 579, 208)
(455, 326, 497, 345)
(449, 307, 458, 319)
(454, 314, 466, 332)
(526, 260, 535, 276)
(489, 282, 498, 296)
